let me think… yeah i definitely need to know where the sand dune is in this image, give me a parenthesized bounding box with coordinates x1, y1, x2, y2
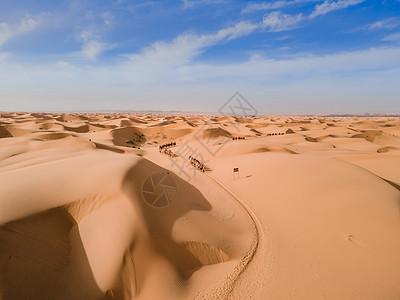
(62, 124, 90, 133)
(111, 126, 146, 147)
(0, 113, 399, 299)
(202, 127, 232, 139)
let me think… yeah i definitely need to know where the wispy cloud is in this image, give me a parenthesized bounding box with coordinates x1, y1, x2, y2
(244, 0, 363, 31)
(309, 0, 364, 19)
(262, 11, 304, 32)
(0, 23, 12, 48)
(79, 29, 98, 42)
(0, 15, 42, 48)
(365, 17, 400, 31)
(80, 40, 110, 60)
(101, 12, 115, 26)
(382, 32, 400, 42)
(243, 0, 320, 13)
(122, 9, 308, 67)
(127, 21, 258, 65)
(76, 19, 114, 60)
(182, 0, 226, 9)
(218, 21, 259, 40)
(19, 15, 41, 32)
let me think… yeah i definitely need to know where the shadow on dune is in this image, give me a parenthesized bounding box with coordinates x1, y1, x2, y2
(63, 124, 90, 133)
(111, 127, 147, 147)
(381, 178, 400, 191)
(0, 207, 109, 300)
(0, 126, 12, 138)
(93, 142, 125, 154)
(377, 146, 400, 153)
(120, 158, 229, 296)
(123, 159, 212, 233)
(380, 178, 400, 216)
(351, 130, 382, 142)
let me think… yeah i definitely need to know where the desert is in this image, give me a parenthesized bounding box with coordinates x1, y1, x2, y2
(0, 112, 399, 299)
(2, 1, 400, 299)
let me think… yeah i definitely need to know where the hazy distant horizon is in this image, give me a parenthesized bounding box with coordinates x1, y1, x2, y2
(2, 109, 400, 117)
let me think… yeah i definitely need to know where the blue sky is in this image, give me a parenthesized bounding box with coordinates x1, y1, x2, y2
(0, 0, 399, 114)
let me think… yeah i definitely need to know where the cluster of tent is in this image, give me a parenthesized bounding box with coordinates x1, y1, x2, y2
(232, 137, 245, 140)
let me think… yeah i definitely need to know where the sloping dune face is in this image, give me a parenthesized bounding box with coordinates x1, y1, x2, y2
(0, 126, 12, 138)
(111, 126, 146, 147)
(0, 143, 236, 300)
(0, 112, 400, 300)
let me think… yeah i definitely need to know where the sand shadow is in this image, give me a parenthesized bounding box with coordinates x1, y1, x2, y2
(382, 178, 400, 191)
(0, 207, 109, 300)
(380, 178, 400, 217)
(121, 159, 229, 281)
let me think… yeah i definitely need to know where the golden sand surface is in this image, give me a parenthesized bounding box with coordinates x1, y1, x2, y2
(1, 112, 399, 299)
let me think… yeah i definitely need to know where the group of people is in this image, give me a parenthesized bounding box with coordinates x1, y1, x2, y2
(267, 133, 284, 136)
(232, 137, 245, 140)
(188, 156, 205, 172)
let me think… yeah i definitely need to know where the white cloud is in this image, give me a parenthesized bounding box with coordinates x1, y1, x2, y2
(243, 0, 320, 13)
(182, 0, 226, 9)
(217, 21, 259, 40)
(262, 11, 304, 32)
(366, 17, 400, 31)
(127, 34, 207, 66)
(309, 0, 364, 19)
(244, 0, 365, 23)
(0, 15, 41, 48)
(77, 28, 111, 60)
(0, 23, 12, 47)
(1, 46, 400, 113)
(127, 21, 258, 66)
(79, 29, 95, 41)
(19, 15, 41, 32)
(382, 32, 400, 41)
(101, 12, 114, 26)
(81, 40, 108, 60)
(277, 35, 291, 40)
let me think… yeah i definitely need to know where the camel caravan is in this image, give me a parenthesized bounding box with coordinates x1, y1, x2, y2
(159, 142, 177, 157)
(267, 132, 285, 136)
(188, 156, 205, 172)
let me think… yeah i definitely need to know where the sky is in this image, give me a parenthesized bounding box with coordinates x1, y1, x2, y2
(0, 0, 399, 114)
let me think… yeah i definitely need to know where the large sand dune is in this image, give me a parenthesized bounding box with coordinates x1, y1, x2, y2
(0, 112, 399, 299)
